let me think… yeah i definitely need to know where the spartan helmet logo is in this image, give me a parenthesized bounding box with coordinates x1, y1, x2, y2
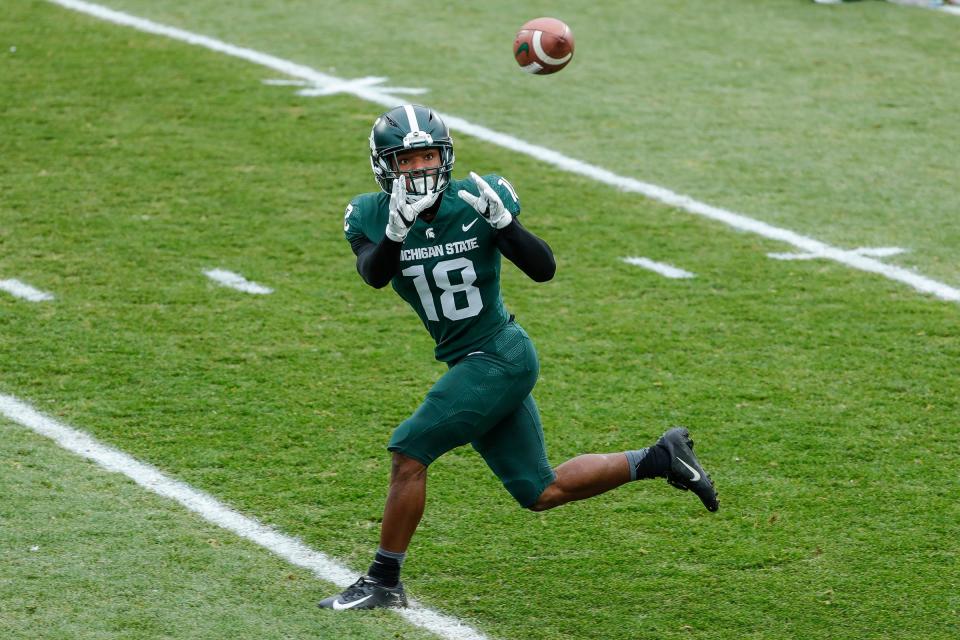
(425, 228, 436, 239)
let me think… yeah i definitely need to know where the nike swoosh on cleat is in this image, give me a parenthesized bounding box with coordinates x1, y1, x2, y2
(462, 218, 479, 232)
(331, 594, 374, 610)
(677, 457, 701, 482)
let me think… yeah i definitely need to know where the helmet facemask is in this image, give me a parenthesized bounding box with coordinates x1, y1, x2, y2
(393, 147, 453, 203)
(373, 142, 454, 203)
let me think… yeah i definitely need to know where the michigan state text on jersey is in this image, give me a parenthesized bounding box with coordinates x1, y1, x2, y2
(345, 172, 523, 363)
(320, 104, 719, 612)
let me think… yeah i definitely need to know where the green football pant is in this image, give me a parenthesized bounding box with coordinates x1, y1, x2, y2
(388, 321, 556, 508)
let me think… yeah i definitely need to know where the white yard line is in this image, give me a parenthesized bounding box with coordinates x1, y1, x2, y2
(622, 257, 695, 279)
(48, 0, 960, 303)
(0, 393, 491, 640)
(0, 279, 55, 302)
(768, 246, 907, 261)
(848, 247, 908, 258)
(203, 268, 273, 295)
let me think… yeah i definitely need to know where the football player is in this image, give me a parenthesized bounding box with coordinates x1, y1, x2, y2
(320, 104, 719, 610)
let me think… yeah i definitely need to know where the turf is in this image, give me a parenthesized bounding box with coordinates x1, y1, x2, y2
(0, 421, 438, 640)
(2, 1, 959, 639)
(98, 0, 960, 284)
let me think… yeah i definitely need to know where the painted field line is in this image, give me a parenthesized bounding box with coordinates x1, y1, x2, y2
(204, 268, 273, 295)
(622, 257, 695, 279)
(768, 246, 907, 261)
(0, 393, 491, 640)
(0, 279, 55, 302)
(48, 0, 960, 306)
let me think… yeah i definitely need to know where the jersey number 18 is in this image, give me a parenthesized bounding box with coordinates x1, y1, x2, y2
(401, 257, 482, 322)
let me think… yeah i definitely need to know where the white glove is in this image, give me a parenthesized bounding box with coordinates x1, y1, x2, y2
(457, 171, 513, 230)
(385, 178, 439, 243)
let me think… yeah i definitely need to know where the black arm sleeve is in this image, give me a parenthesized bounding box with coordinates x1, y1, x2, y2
(494, 218, 556, 282)
(350, 235, 403, 289)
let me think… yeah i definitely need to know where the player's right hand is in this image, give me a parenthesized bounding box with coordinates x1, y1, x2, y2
(385, 178, 438, 243)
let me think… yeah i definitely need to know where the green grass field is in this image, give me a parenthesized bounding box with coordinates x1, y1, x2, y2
(2, 1, 959, 639)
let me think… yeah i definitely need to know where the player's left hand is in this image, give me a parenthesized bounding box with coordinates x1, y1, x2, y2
(458, 172, 513, 229)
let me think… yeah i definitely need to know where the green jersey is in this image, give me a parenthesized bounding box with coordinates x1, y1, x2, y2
(344, 174, 522, 363)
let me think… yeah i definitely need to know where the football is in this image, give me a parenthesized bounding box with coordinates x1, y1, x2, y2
(513, 17, 575, 75)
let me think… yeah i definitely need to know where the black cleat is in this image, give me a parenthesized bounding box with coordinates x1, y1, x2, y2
(317, 576, 408, 610)
(657, 427, 719, 512)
